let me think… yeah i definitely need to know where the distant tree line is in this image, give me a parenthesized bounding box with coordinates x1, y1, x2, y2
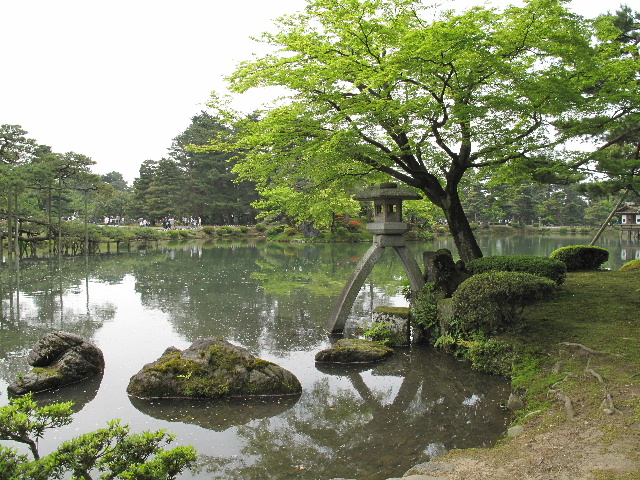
(130, 112, 259, 225)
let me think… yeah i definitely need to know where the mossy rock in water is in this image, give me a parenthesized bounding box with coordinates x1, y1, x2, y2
(8, 331, 104, 395)
(315, 339, 393, 363)
(127, 338, 301, 399)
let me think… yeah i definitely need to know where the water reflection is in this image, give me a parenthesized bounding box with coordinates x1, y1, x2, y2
(129, 395, 301, 431)
(193, 348, 508, 480)
(19, 373, 104, 414)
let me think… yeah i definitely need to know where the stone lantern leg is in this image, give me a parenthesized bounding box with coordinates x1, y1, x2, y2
(326, 183, 425, 334)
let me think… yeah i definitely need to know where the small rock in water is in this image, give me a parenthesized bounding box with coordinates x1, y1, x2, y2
(315, 339, 393, 363)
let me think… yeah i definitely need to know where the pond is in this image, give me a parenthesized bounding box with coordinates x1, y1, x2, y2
(0, 233, 636, 479)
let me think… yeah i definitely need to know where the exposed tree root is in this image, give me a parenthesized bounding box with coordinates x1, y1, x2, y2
(549, 389, 576, 419)
(548, 344, 624, 420)
(550, 372, 576, 389)
(602, 393, 622, 415)
(552, 361, 566, 374)
(559, 342, 625, 357)
(586, 368, 604, 383)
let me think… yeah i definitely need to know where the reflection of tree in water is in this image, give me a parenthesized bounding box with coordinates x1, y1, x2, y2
(0, 255, 131, 387)
(196, 348, 510, 480)
(130, 243, 414, 354)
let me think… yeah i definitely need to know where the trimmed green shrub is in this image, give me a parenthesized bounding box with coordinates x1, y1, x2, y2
(202, 226, 216, 235)
(134, 227, 165, 241)
(451, 271, 556, 335)
(549, 245, 609, 271)
(284, 226, 297, 236)
(266, 225, 285, 236)
(255, 223, 267, 232)
(466, 338, 516, 376)
(217, 226, 234, 235)
(335, 226, 349, 238)
(620, 259, 640, 271)
(467, 255, 567, 284)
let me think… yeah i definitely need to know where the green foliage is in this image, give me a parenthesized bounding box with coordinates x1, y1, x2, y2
(131, 112, 258, 224)
(451, 272, 557, 336)
(620, 259, 640, 271)
(214, 0, 608, 262)
(334, 226, 349, 239)
(168, 230, 180, 239)
(133, 227, 166, 241)
(466, 255, 567, 284)
(0, 447, 28, 480)
(265, 225, 285, 236)
(465, 338, 517, 376)
(433, 334, 456, 351)
(362, 322, 393, 345)
(410, 282, 445, 342)
(202, 225, 216, 235)
(403, 225, 434, 241)
(549, 245, 610, 271)
(0, 393, 74, 460)
(178, 230, 189, 238)
(254, 223, 267, 232)
(284, 226, 297, 236)
(0, 394, 196, 480)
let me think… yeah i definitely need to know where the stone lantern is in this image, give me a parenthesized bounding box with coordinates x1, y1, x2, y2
(326, 183, 425, 334)
(355, 182, 421, 235)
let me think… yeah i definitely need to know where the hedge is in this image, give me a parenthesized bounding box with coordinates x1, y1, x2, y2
(450, 271, 556, 336)
(549, 245, 609, 271)
(466, 255, 567, 284)
(620, 259, 640, 271)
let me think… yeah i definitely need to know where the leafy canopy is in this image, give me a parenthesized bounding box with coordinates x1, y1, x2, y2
(225, 0, 594, 192)
(207, 0, 604, 260)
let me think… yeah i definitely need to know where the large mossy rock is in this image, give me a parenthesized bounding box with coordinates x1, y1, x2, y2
(315, 339, 393, 363)
(127, 338, 302, 399)
(8, 332, 105, 395)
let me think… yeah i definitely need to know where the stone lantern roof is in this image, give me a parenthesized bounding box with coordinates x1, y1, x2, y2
(355, 183, 422, 235)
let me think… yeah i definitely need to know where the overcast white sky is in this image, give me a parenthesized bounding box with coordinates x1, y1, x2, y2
(1, 0, 615, 184)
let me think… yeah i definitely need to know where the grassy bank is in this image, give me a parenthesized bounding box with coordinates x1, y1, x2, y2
(426, 270, 640, 480)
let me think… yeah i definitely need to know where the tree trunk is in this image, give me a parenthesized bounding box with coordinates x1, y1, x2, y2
(443, 192, 483, 264)
(7, 186, 13, 255)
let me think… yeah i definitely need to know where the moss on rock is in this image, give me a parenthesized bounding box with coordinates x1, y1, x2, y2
(315, 338, 393, 363)
(127, 338, 301, 399)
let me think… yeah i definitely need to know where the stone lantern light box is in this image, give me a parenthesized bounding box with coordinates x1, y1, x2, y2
(355, 182, 422, 234)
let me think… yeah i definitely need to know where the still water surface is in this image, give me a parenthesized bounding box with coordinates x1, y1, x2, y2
(0, 234, 636, 479)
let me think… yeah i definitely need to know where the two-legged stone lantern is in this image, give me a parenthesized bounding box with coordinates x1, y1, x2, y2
(326, 183, 425, 334)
